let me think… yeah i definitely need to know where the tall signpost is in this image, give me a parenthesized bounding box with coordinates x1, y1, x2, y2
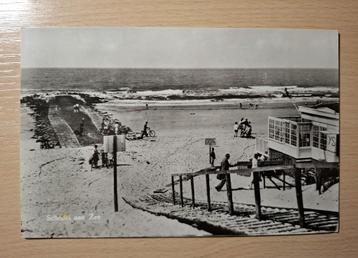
(113, 135, 118, 212)
(104, 134, 126, 212)
(204, 138, 216, 211)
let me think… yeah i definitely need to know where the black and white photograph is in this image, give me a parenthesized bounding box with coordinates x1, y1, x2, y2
(20, 28, 339, 238)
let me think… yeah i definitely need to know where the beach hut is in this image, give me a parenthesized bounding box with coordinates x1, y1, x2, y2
(265, 103, 339, 163)
(258, 103, 339, 192)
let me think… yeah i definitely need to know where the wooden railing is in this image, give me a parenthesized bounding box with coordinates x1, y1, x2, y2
(171, 161, 338, 227)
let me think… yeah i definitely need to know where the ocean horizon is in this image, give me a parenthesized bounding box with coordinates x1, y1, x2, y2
(21, 68, 339, 91)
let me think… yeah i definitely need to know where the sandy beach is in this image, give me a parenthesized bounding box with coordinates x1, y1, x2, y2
(21, 96, 338, 237)
(21, 106, 209, 238)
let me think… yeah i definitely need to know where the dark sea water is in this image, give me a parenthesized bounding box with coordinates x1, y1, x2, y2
(21, 68, 338, 91)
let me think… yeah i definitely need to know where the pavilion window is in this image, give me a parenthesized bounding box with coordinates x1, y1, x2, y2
(284, 122, 290, 144)
(312, 125, 319, 148)
(290, 124, 297, 146)
(320, 127, 327, 150)
(269, 119, 274, 139)
(299, 124, 311, 147)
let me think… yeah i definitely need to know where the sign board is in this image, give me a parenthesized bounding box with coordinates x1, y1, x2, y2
(205, 138, 216, 146)
(103, 135, 126, 153)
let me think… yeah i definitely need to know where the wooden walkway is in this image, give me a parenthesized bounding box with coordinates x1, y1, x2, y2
(123, 192, 338, 235)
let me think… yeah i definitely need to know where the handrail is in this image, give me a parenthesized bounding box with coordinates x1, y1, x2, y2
(170, 159, 339, 228)
(172, 160, 338, 177)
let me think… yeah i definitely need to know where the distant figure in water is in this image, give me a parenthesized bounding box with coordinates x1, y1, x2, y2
(210, 147, 216, 167)
(284, 88, 292, 99)
(215, 153, 233, 191)
(140, 121, 149, 138)
(146, 103, 149, 110)
(91, 145, 99, 168)
(233, 122, 239, 138)
(239, 103, 242, 109)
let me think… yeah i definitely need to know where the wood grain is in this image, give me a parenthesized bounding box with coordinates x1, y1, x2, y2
(1, 0, 357, 257)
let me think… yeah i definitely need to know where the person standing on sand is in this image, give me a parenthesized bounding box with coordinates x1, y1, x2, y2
(234, 122, 239, 138)
(79, 118, 85, 136)
(92, 145, 99, 168)
(114, 122, 120, 135)
(101, 149, 108, 168)
(249, 153, 260, 189)
(215, 153, 233, 191)
(210, 147, 216, 166)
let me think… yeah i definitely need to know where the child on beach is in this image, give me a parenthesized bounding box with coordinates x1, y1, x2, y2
(233, 122, 239, 138)
(114, 122, 120, 135)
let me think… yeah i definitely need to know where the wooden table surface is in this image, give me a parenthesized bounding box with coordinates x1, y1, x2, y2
(0, 1, 357, 257)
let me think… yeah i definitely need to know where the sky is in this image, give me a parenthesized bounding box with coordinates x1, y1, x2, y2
(21, 28, 338, 69)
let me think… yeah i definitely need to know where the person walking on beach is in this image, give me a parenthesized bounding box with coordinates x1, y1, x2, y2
(234, 122, 239, 138)
(210, 147, 216, 166)
(215, 153, 232, 191)
(141, 121, 149, 138)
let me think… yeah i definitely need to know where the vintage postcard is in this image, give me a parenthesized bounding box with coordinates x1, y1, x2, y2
(21, 28, 339, 238)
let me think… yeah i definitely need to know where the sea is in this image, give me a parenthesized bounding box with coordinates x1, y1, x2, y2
(21, 68, 339, 92)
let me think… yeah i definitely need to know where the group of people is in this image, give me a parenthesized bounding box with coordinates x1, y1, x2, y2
(73, 103, 81, 113)
(101, 115, 121, 136)
(238, 103, 259, 109)
(89, 144, 115, 169)
(233, 118, 253, 138)
(213, 151, 269, 191)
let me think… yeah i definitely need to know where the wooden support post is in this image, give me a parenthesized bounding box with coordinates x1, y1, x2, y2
(268, 176, 281, 190)
(253, 171, 261, 220)
(171, 176, 176, 205)
(283, 171, 286, 191)
(190, 176, 195, 207)
(113, 135, 118, 212)
(295, 168, 305, 227)
(225, 173, 234, 215)
(205, 174, 212, 211)
(262, 172, 266, 189)
(179, 175, 184, 207)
